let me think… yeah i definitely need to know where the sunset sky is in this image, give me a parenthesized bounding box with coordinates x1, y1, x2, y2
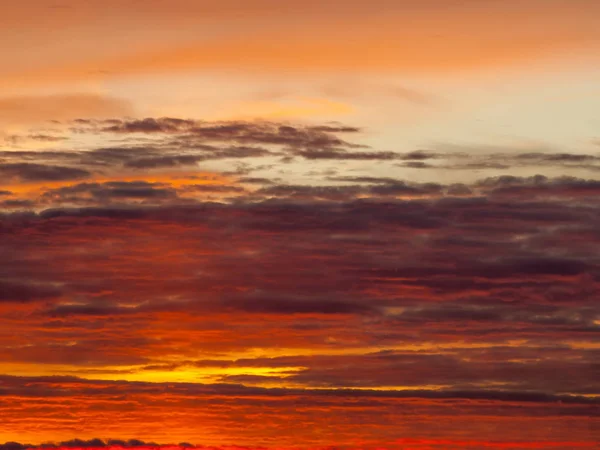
(1, 1, 599, 449)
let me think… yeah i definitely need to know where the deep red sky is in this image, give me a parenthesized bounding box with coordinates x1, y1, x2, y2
(0, 1, 599, 449)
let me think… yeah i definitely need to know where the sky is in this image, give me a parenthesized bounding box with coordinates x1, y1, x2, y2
(0, 1, 599, 449)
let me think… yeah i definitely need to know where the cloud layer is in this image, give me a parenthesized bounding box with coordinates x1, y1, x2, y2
(0, 117, 598, 447)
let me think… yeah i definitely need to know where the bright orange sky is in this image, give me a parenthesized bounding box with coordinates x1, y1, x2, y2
(0, 1, 599, 449)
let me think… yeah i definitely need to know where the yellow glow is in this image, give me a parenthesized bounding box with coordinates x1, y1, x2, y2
(0, 171, 234, 197)
(87, 366, 302, 384)
(0, 362, 301, 384)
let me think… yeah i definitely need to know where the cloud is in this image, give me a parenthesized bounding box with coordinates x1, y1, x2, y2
(92, 119, 360, 150)
(515, 152, 600, 163)
(0, 280, 62, 303)
(418, 150, 600, 173)
(445, 183, 473, 196)
(1, 116, 599, 447)
(123, 155, 205, 169)
(256, 184, 364, 200)
(0, 117, 364, 180)
(1, 374, 597, 404)
(236, 177, 275, 185)
(254, 180, 444, 201)
(399, 150, 439, 160)
(8, 117, 600, 197)
(222, 294, 378, 315)
(484, 176, 600, 198)
(307, 125, 360, 133)
(101, 117, 196, 134)
(180, 184, 246, 194)
(0, 163, 91, 182)
(46, 303, 140, 317)
(0, 199, 37, 209)
(398, 161, 435, 169)
(0, 440, 192, 450)
(1, 441, 597, 450)
(3, 134, 68, 146)
(41, 181, 179, 205)
(295, 149, 397, 160)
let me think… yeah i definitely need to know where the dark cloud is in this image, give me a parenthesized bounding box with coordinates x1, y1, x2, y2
(41, 181, 179, 204)
(123, 147, 273, 169)
(445, 183, 472, 196)
(486, 176, 600, 198)
(1, 116, 600, 444)
(3, 134, 67, 145)
(398, 161, 435, 169)
(27, 134, 68, 142)
(327, 176, 399, 184)
(364, 255, 593, 282)
(180, 184, 246, 194)
(296, 149, 398, 160)
(123, 154, 204, 169)
(46, 439, 108, 448)
(0, 444, 29, 450)
(0, 118, 367, 181)
(0, 374, 597, 405)
(370, 147, 600, 172)
(328, 176, 442, 196)
(237, 177, 276, 185)
(95, 118, 360, 150)
(0, 280, 62, 303)
(476, 175, 550, 188)
(257, 180, 443, 200)
(307, 125, 361, 133)
(399, 150, 439, 160)
(368, 180, 442, 196)
(446, 162, 512, 170)
(256, 184, 364, 200)
(215, 346, 599, 394)
(80, 147, 161, 166)
(0, 199, 37, 209)
(5, 119, 600, 183)
(0, 163, 91, 182)
(515, 152, 600, 162)
(223, 294, 378, 315)
(0, 439, 186, 450)
(101, 117, 196, 134)
(46, 303, 138, 317)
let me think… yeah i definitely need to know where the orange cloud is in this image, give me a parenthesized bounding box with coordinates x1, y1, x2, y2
(0, 376, 597, 446)
(2, 0, 600, 88)
(0, 442, 597, 450)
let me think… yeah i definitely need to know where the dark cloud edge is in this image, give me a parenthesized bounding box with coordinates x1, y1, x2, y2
(1, 374, 598, 405)
(5, 116, 600, 173)
(0, 441, 196, 450)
